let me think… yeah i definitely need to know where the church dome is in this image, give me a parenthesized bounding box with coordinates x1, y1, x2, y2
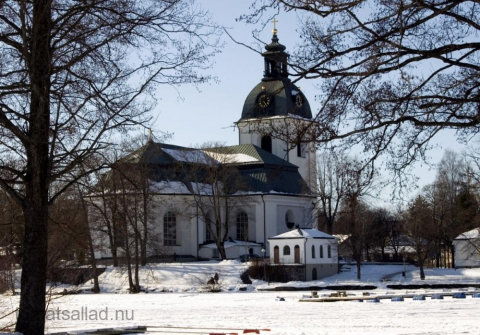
(240, 32, 312, 120)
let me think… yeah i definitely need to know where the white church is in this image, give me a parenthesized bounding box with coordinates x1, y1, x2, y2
(92, 30, 336, 268)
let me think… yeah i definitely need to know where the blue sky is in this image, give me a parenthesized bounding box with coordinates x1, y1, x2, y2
(150, 0, 469, 199)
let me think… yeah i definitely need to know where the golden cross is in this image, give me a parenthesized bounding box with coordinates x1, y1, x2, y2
(272, 18, 278, 34)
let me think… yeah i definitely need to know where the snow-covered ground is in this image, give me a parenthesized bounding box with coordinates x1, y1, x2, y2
(2, 263, 480, 334)
(2, 290, 480, 334)
(75, 261, 480, 293)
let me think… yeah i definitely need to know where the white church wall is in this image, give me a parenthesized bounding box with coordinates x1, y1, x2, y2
(237, 117, 317, 189)
(259, 195, 315, 256)
(255, 202, 266, 246)
(288, 142, 317, 191)
(272, 136, 289, 161)
(276, 205, 305, 233)
(149, 195, 196, 257)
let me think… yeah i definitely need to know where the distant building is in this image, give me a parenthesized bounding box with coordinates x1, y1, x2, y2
(453, 228, 480, 268)
(268, 228, 338, 280)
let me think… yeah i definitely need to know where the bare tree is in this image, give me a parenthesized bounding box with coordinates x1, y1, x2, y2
(422, 150, 478, 268)
(242, 0, 480, 187)
(177, 144, 255, 260)
(316, 149, 351, 234)
(334, 158, 377, 279)
(0, 1, 220, 333)
(405, 195, 437, 280)
(368, 208, 396, 262)
(0, 191, 22, 295)
(85, 150, 162, 293)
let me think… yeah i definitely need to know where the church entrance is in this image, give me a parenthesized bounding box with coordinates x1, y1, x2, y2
(294, 245, 300, 263)
(273, 246, 279, 264)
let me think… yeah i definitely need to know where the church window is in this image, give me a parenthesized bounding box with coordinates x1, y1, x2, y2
(283, 245, 290, 256)
(285, 210, 294, 229)
(113, 211, 126, 248)
(163, 211, 177, 246)
(312, 245, 316, 258)
(328, 245, 332, 258)
(261, 136, 272, 153)
(297, 143, 307, 158)
(236, 211, 248, 241)
(205, 212, 213, 241)
(320, 245, 324, 258)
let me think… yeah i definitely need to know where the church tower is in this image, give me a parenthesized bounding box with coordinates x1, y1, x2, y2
(236, 25, 317, 191)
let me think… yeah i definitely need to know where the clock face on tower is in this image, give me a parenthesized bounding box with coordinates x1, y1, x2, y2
(258, 93, 271, 108)
(295, 94, 303, 108)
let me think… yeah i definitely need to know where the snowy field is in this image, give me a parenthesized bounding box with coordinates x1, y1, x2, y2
(2, 291, 480, 334)
(2, 262, 480, 334)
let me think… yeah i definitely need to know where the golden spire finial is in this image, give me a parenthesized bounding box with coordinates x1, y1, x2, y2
(272, 18, 278, 34)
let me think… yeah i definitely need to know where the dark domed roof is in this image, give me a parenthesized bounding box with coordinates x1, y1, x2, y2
(240, 32, 312, 121)
(241, 78, 312, 120)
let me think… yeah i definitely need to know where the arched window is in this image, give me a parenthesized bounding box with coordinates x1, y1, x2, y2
(283, 245, 290, 255)
(312, 268, 318, 280)
(312, 245, 316, 258)
(163, 211, 176, 246)
(205, 212, 213, 241)
(285, 210, 295, 229)
(320, 245, 324, 258)
(261, 136, 272, 153)
(328, 245, 332, 258)
(236, 211, 248, 241)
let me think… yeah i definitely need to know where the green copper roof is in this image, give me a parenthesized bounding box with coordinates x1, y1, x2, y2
(114, 142, 312, 196)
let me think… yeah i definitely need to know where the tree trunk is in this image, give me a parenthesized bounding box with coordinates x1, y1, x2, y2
(86, 219, 100, 293)
(218, 242, 227, 260)
(16, 203, 49, 335)
(356, 259, 361, 280)
(326, 220, 333, 236)
(419, 264, 425, 280)
(16, 2, 52, 334)
(125, 236, 135, 292)
(141, 183, 148, 266)
(88, 242, 100, 294)
(82, 198, 100, 293)
(134, 226, 140, 293)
